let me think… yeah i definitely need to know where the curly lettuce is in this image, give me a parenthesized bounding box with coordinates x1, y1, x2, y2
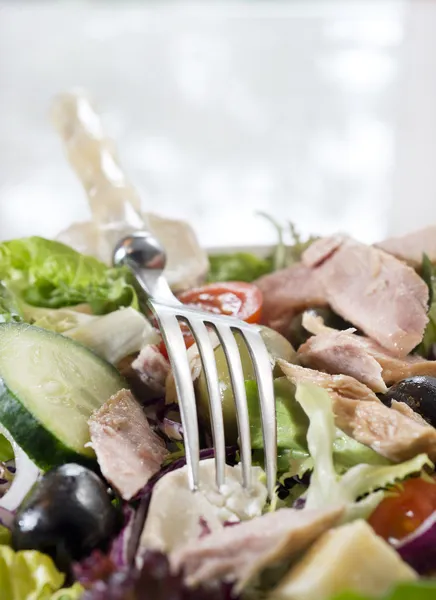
(246, 379, 390, 480)
(296, 383, 432, 520)
(0, 546, 83, 599)
(0, 237, 137, 315)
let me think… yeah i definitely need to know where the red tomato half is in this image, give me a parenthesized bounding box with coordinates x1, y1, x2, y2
(178, 282, 263, 323)
(368, 477, 436, 543)
(158, 282, 263, 358)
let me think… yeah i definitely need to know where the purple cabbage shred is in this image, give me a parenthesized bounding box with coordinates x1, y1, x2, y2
(81, 551, 239, 600)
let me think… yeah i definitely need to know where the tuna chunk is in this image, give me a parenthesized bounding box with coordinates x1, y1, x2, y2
(303, 235, 346, 268)
(117, 344, 170, 403)
(298, 313, 436, 393)
(298, 328, 386, 394)
(89, 389, 168, 500)
(376, 226, 436, 268)
(255, 263, 327, 335)
(390, 400, 430, 426)
(170, 506, 343, 590)
(278, 361, 436, 463)
(277, 360, 380, 404)
(332, 397, 436, 463)
(302, 237, 429, 357)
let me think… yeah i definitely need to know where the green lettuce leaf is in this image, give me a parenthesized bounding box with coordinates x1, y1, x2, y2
(247, 378, 309, 451)
(50, 583, 84, 600)
(0, 435, 14, 462)
(246, 378, 389, 479)
(332, 580, 436, 600)
(333, 432, 391, 474)
(25, 306, 95, 333)
(0, 524, 11, 546)
(296, 382, 432, 520)
(65, 306, 159, 365)
(207, 252, 272, 283)
(0, 282, 22, 324)
(0, 546, 83, 599)
(0, 237, 137, 315)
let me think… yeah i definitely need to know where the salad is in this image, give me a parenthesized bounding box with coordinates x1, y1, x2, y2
(0, 92, 436, 600)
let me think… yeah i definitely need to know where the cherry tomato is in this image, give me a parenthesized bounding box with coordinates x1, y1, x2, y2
(178, 282, 263, 323)
(158, 282, 263, 358)
(368, 477, 436, 543)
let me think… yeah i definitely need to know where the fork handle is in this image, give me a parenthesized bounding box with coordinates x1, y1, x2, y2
(129, 263, 180, 307)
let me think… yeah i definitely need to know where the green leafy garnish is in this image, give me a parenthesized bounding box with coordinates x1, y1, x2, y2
(417, 252, 436, 357)
(421, 253, 434, 305)
(331, 580, 436, 600)
(416, 253, 436, 356)
(207, 252, 272, 283)
(0, 237, 137, 315)
(207, 215, 317, 283)
(0, 546, 84, 599)
(258, 212, 317, 271)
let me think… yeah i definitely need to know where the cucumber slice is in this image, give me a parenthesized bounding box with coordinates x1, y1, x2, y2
(0, 323, 126, 470)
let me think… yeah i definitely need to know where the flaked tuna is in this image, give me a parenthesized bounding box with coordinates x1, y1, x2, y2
(376, 226, 436, 268)
(255, 263, 327, 335)
(332, 398, 436, 463)
(302, 237, 429, 357)
(278, 361, 436, 463)
(277, 360, 380, 403)
(170, 506, 343, 590)
(89, 389, 168, 500)
(298, 313, 436, 393)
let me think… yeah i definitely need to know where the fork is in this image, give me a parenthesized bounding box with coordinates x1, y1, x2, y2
(113, 231, 277, 498)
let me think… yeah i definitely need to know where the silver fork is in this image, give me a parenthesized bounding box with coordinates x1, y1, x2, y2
(114, 231, 277, 498)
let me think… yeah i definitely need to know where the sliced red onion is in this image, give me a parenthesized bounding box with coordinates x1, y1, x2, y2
(158, 418, 183, 441)
(156, 402, 183, 441)
(394, 510, 436, 574)
(0, 423, 40, 511)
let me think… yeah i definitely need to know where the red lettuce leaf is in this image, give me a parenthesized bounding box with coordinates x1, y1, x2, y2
(81, 551, 239, 600)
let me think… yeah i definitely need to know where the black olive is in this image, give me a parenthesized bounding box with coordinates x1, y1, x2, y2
(12, 463, 121, 573)
(383, 376, 436, 427)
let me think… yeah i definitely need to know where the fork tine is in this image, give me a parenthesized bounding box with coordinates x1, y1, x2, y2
(188, 320, 226, 490)
(150, 304, 200, 491)
(239, 327, 277, 499)
(214, 325, 252, 489)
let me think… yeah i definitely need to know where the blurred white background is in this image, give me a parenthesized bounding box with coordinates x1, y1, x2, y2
(0, 0, 435, 247)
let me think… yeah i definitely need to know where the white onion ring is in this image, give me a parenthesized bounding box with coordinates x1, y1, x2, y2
(0, 423, 40, 511)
